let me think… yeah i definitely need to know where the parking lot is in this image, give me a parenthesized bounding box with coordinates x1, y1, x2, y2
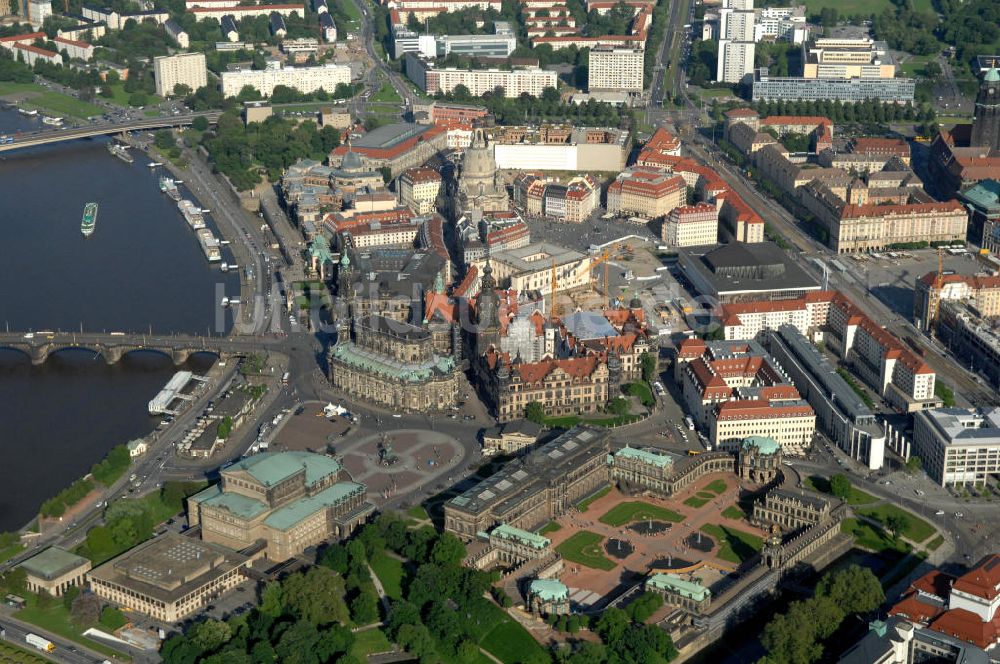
(823, 247, 983, 318)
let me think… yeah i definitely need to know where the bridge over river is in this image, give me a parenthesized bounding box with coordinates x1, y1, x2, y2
(0, 112, 222, 153)
(0, 330, 273, 365)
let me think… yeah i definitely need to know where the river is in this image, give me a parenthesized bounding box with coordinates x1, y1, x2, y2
(0, 107, 240, 531)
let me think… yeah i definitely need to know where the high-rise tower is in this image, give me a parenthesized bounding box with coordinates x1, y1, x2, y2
(971, 66, 1000, 153)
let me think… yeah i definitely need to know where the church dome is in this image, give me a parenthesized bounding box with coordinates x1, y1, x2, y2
(341, 148, 363, 172)
(987, 67, 1000, 83)
(742, 436, 780, 455)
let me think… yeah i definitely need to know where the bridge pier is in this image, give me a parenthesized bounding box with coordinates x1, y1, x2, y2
(103, 346, 123, 365)
(30, 344, 50, 366)
(172, 349, 193, 366)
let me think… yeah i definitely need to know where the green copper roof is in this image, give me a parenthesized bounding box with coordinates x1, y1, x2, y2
(226, 452, 342, 488)
(528, 579, 568, 602)
(959, 180, 1000, 213)
(490, 523, 551, 550)
(201, 489, 269, 520)
(18, 547, 89, 580)
(647, 573, 711, 601)
(264, 481, 365, 531)
(611, 445, 675, 468)
(986, 67, 1000, 83)
(742, 436, 781, 455)
(331, 342, 456, 381)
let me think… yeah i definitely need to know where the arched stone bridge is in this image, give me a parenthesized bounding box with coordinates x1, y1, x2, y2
(0, 331, 268, 366)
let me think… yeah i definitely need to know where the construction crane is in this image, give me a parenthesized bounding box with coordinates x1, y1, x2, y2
(931, 247, 945, 331)
(590, 250, 612, 308)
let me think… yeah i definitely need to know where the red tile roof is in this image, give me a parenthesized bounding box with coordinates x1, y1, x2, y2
(953, 554, 1000, 601)
(839, 199, 965, 219)
(715, 400, 813, 419)
(53, 35, 92, 48)
(514, 355, 601, 384)
(0, 31, 45, 43)
(14, 43, 59, 57)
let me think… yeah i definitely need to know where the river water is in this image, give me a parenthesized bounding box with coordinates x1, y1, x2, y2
(0, 107, 240, 531)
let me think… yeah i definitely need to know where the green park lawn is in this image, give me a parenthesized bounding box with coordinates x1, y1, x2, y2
(700, 524, 763, 564)
(479, 614, 548, 664)
(692, 87, 735, 98)
(369, 552, 405, 600)
(722, 505, 746, 520)
(800, 0, 931, 14)
(841, 518, 910, 554)
(804, 475, 878, 506)
(0, 82, 104, 119)
(684, 496, 710, 508)
(855, 505, 935, 543)
(556, 531, 616, 570)
(702, 479, 727, 495)
(371, 83, 402, 103)
(538, 520, 562, 535)
(599, 501, 685, 527)
(15, 594, 128, 660)
(576, 486, 611, 512)
(349, 628, 393, 659)
(926, 534, 945, 551)
(406, 504, 429, 520)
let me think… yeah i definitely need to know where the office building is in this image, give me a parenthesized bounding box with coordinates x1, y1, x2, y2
(720, 291, 834, 340)
(913, 408, 1000, 487)
(153, 52, 207, 97)
(802, 38, 896, 80)
(752, 70, 915, 102)
(405, 53, 556, 98)
(766, 325, 886, 469)
(187, 451, 373, 561)
(717, 0, 755, 83)
(221, 61, 350, 97)
(392, 30, 516, 59)
(88, 534, 252, 623)
(588, 46, 644, 92)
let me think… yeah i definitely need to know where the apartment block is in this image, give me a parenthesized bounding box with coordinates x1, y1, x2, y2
(221, 61, 350, 97)
(588, 46, 644, 92)
(405, 53, 557, 97)
(153, 52, 207, 97)
(662, 203, 719, 247)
